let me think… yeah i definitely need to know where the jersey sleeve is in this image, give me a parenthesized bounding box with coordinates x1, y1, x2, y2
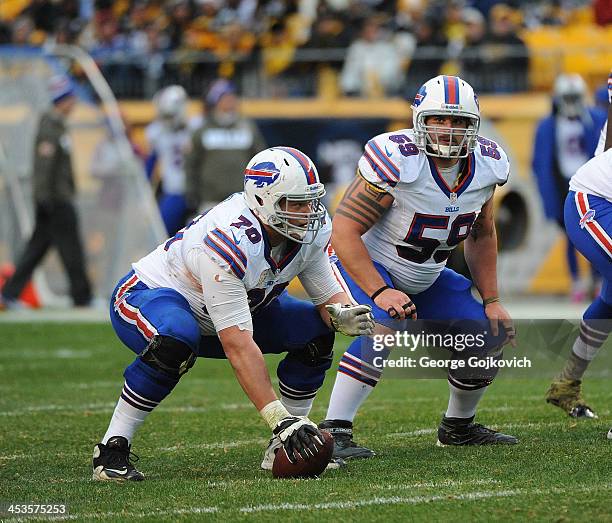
(477, 136, 510, 186)
(198, 252, 253, 333)
(357, 131, 420, 193)
(202, 225, 249, 280)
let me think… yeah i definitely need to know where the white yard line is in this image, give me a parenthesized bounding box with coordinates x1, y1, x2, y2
(0, 349, 96, 360)
(372, 478, 500, 490)
(160, 438, 267, 452)
(385, 420, 577, 438)
(0, 402, 252, 417)
(10, 483, 612, 521)
(239, 483, 612, 513)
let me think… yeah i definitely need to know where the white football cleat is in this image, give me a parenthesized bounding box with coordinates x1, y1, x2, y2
(260, 437, 345, 470)
(607, 428, 612, 440)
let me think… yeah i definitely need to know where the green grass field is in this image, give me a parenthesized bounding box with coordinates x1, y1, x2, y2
(1, 322, 611, 522)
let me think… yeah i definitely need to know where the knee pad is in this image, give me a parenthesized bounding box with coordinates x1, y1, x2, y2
(287, 332, 335, 368)
(139, 335, 196, 379)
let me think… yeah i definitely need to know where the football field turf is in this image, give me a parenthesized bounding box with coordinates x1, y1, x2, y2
(1, 322, 610, 522)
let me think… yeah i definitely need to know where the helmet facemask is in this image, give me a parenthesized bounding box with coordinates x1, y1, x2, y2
(415, 112, 479, 158)
(268, 185, 326, 244)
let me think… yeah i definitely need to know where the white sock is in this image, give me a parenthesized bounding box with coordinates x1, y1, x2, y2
(445, 382, 487, 419)
(102, 397, 150, 445)
(325, 372, 374, 422)
(573, 320, 609, 361)
(281, 395, 315, 417)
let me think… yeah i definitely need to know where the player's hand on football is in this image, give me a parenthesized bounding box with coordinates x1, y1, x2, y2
(374, 288, 417, 320)
(272, 416, 324, 463)
(484, 301, 516, 347)
(325, 303, 375, 336)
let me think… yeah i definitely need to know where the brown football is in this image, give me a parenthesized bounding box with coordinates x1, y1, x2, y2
(272, 431, 334, 479)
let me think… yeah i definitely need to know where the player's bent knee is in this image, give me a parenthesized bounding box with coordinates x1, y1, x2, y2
(157, 309, 200, 350)
(288, 332, 335, 368)
(139, 335, 197, 379)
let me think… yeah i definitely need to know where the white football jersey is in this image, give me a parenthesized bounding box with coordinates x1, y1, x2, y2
(595, 71, 612, 157)
(595, 120, 607, 157)
(357, 129, 509, 294)
(146, 121, 191, 195)
(556, 117, 588, 178)
(569, 147, 612, 202)
(133, 193, 337, 335)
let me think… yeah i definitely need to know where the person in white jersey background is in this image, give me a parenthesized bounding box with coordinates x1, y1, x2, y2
(532, 74, 606, 302)
(92, 146, 374, 481)
(145, 85, 191, 235)
(546, 73, 612, 422)
(318, 75, 518, 459)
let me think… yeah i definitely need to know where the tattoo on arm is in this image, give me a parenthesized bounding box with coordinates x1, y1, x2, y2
(470, 201, 495, 241)
(335, 173, 392, 233)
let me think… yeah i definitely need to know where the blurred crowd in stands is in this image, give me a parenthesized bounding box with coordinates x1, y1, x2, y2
(1, 0, 610, 98)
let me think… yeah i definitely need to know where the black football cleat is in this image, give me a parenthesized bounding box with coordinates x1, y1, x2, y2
(318, 419, 375, 460)
(92, 436, 144, 481)
(437, 416, 518, 446)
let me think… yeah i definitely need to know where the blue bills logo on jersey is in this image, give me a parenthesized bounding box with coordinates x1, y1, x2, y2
(244, 162, 281, 187)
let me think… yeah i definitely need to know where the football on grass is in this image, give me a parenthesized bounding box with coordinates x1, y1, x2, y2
(272, 431, 334, 478)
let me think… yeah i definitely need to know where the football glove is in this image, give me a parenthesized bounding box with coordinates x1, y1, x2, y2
(325, 303, 375, 336)
(272, 416, 324, 463)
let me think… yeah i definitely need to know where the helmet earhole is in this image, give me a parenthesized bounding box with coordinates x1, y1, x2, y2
(284, 158, 290, 166)
(255, 195, 264, 206)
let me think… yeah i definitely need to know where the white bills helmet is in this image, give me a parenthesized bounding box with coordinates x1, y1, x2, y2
(154, 85, 187, 128)
(244, 147, 326, 244)
(553, 74, 587, 118)
(412, 75, 480, 158)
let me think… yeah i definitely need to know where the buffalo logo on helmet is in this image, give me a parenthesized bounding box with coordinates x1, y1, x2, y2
(414, 85, 427, 107)
(245, 162, 281, 187)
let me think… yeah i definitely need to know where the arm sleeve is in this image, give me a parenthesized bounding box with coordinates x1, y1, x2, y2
(198, 252, 253, 333)
(298, 249, 344, 305)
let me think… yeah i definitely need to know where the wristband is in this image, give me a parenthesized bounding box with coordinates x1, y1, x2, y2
(260, 400, 290, 430)
(370, 285, 391, 301)
(483, 296, 500, 306)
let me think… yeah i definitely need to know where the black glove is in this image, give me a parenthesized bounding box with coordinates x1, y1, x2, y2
(272, 416, 324, 463)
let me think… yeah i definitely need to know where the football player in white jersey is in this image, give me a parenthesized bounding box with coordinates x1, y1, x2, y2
(319, 75, 518, 459)
(146, 85, 192, 235)
(532, 74, 606, 302)
(594, 70, 612, 157)
(92, 147, 375, 481)
(546, 77, 612, 421)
